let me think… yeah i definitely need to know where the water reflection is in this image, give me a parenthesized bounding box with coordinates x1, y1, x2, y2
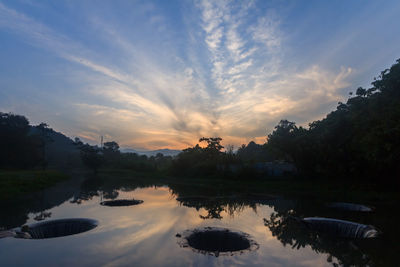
(262, 198, 399, 267)
(171, 183, 278, 220)
(0, 172, 158, 229)
(264, 213, 372, 266)
(176, 196, 258, 220)
(0, 173, 84, 228)
(33, 211, 52, 221)
(0, 174, 399, 266)
(69, 174, 160, 205)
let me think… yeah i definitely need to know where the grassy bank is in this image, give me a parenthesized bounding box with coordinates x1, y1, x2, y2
(0, 170, 69, 200)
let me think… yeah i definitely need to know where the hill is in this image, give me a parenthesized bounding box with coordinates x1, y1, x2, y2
(121, 148, 181, 157)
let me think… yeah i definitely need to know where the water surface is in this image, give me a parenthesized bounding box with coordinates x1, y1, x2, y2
(0, 174, 397, 266)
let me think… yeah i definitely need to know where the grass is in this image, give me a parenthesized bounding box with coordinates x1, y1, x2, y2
(0, 170, 69, 200)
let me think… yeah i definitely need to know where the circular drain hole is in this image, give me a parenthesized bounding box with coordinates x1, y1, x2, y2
(100, 199, 144, 206)
(177, 227, 258, 256)
(15, 218, 98, 239)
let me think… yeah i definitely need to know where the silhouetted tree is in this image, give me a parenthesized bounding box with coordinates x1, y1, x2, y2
(171, 137, 225, 176)
(265, 59, 400, 184)
(103, 141, 120, 152)
(79, 144, 104, 174)
(102, 141, 120, 166)
(0, 113, 41, 169)
(237, 141, 272, 162)
(199, 137, 224, 153)
(37, 122, 53, 170)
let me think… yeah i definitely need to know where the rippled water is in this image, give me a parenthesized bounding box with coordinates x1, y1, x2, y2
(0, 174, 398, 266)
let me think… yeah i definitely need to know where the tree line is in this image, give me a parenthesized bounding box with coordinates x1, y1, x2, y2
(73, 138, 173, 174)
(171, 59, 400, 184)
(0, 113, 52, 169)
(1, 59, 399, 184)
(266, 59, 400, 184)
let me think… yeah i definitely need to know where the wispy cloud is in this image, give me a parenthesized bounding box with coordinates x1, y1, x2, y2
(0, 1, 357, 149)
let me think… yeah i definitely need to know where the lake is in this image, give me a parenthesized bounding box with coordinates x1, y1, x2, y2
(0, 173, 398, 266)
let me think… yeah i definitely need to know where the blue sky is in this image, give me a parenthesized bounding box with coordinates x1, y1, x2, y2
(0, 0, 399, 149)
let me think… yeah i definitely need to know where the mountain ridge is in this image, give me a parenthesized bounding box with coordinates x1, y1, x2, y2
(121, 148, 181, 157)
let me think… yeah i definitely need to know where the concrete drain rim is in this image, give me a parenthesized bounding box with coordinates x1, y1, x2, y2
(15, 218, 98, 239)
(176, 227, 259, 256)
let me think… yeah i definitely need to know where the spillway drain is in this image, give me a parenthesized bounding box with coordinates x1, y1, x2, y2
(15, 218, 98, 239)
(177, 227, 258, 256)
(302, 217, 380, 238)
(100, 199, 143, 206)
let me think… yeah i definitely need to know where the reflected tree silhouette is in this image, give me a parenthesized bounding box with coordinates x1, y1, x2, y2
(0, 172, 160, 228)
(69, 173, 161, 205)
(33, 211, 52, 221)
(2, 169, 399, 267)
(174, 191, 266, 220)
(263, 206, 381, 266)
(177, 197, 253, 220)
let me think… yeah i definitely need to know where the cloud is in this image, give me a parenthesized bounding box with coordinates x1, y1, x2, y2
(0, 1, 355, 149)
(216, 65, 353, 142)
(250, 16, 281, 50)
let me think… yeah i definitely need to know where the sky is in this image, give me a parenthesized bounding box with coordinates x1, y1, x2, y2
(0, 0, 399, 150)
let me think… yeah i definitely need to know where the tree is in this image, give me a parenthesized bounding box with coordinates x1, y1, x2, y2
(36, 122, 53, 170)
(237, 141, 272, 162)
(199, 137, 224, 153)
(79, 144, 104, 174)
(226, 144, 234, 155)
(265, 59, 400, 183)
(102, 141, 120, 166)
(74, 137, 84, 147)
(171, 137, 224, 176)
(0, 112, 42, 169)
(267, 120, 298, 162)
(103, 141, 120, 153)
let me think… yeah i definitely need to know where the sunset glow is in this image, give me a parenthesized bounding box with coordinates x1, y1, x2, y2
(1, 0, 399, 150)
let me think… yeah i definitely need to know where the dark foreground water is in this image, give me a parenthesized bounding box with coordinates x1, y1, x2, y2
(0, 174, 398, 266)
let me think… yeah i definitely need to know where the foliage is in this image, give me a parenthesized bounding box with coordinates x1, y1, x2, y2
(76, 142, 104, 173)
(0, 113, 42, 169)
(266, 59, 400, 184)
(103, 141, 120, 152)
(199, 137, 224, 154)
(102, 141, 120, 166)
(36, 122, 53, 170)
(149, 153, 173, 172)
(0, 113, 81, 170)
(2, 60, 399, 185)
(171, 143, 212, 175)
(74, 139, 173, 172)
(171, 137, 241, 176)
(116, 152, 158, 171)
(237, 141, 272, 162)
